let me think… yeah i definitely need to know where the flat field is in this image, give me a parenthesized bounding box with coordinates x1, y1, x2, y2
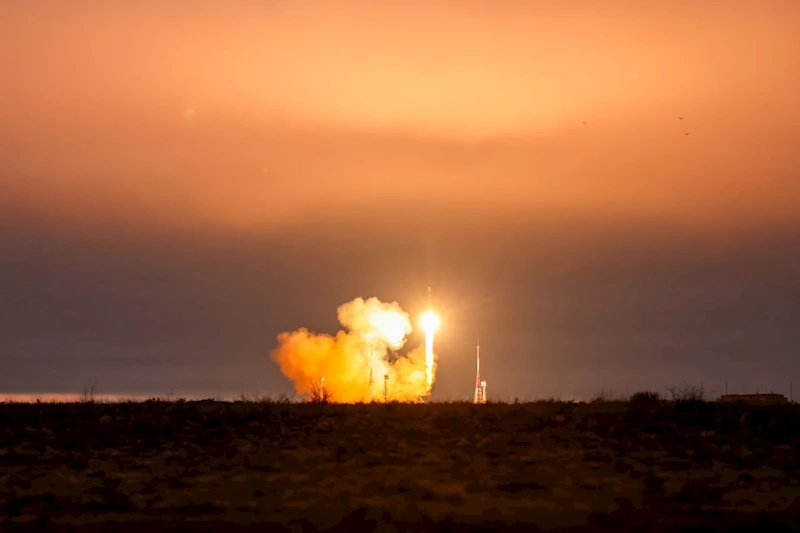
(2, 399, 800, 531)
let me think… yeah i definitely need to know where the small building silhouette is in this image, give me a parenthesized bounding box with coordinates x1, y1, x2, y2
(717, 393, 788, 405)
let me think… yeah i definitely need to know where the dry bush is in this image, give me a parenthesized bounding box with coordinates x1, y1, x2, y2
(269, 393, 294, 404)
(590, 391, 627, 403)
(665, 383, 708, 404)
(79, 381, 98, 403)
(629, 391, 661, 404)
(308, 379, 333, 403)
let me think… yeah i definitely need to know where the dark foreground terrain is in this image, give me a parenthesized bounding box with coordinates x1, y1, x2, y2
(2, 398, 800, 532)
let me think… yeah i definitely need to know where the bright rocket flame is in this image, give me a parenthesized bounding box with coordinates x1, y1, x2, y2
(419, 310, 441, 333)
(419, 310, 441, 392)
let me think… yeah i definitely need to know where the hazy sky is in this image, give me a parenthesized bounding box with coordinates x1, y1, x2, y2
(1, 1, 799, 400)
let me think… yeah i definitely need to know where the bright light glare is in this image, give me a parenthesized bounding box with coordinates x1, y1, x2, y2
(367, 309, 411, 349)
(419, 310, 441, 333)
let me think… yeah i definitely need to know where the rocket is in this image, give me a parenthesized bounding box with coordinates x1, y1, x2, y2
(474, 338, 482, 403)
(427, 285, 432, 309)
(476, 338, 480, 385)
(474, 338, 486, 403)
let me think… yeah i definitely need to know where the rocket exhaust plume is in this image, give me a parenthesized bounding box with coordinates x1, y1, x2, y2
(418, 285, 440, 393)
(419, 311, 440, 392)
(271, 297, 436, 402)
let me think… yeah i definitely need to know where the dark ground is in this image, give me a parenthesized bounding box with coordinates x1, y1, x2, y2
(1, 398, 800, 532)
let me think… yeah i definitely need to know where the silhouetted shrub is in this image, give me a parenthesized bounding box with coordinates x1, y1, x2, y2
(629, 391, 660, 404)
(590, 391, 626, 403)
(666, 384, 708, 407)
(308, 379, 332, 403)
(79, 381, 98, 403)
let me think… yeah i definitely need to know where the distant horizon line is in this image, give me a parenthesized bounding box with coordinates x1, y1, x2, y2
(2, 388, 794, 404)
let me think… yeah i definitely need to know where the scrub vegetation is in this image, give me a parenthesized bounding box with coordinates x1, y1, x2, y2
(2, 396, 799, 531)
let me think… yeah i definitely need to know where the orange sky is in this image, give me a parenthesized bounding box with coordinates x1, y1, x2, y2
(1, 1, 799, 233)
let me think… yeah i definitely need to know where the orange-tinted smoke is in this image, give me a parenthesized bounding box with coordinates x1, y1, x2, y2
(270, 297, 432, 402)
